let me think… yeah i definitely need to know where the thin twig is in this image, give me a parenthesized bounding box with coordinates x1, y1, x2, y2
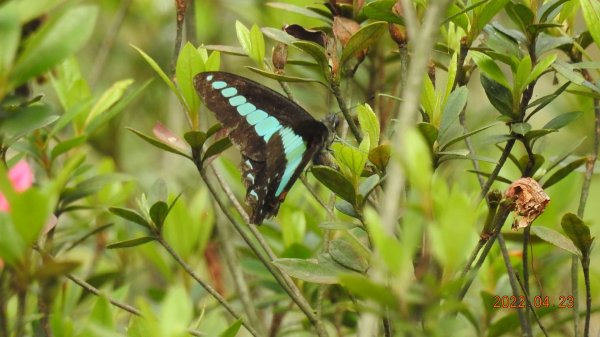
(458, 201, 512, 300)
(300, 175, 336, 218)
(66, 273, 207, 336)
(381, 0, 454, 235)
(66, 273, 141, 316)
(171, 0, 187, 76)
(478, 139, 516, 202)
(210, 163, 249, 223)
(90, 0, 133, 85)
(514, 274, 550, 337)
(331, 82, 363, 142)
(156, 235, 261, 337)
(497, 234, 531, 337)
(217, 223, 266, 336)
(196, 164, 328, 337)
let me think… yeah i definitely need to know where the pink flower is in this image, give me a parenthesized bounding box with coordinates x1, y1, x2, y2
(0, 160, 34, 212)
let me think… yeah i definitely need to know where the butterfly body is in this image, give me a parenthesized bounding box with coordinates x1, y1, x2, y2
(194, 71, 328, 224)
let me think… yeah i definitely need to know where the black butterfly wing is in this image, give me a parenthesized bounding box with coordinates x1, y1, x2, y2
(194, 71, 328, 224)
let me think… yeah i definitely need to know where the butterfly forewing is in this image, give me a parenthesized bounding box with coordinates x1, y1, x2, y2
(194, 71, 328, 224)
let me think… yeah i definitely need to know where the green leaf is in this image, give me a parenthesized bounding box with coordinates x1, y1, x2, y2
(86, 80, 150, 135)
(480, 75, 514, 117)
(9, 6, 98, 87)
(33, 260, 79, 280)
(273, 255, 348, 284)
(176, 42, 204, 114)
(358, 174, 380, 202)
(249, 24, 266, 66)
(0, 12, 20, 81)
(86, 79, 134, 126)
(332, 140, 369, 181)
(561, 213, 593, 257)
(329, 239, 369, 273)
(48, 99, 93, 137)
(246, 66, 326, 86)
(581, 0, 600, 48)
(127, 128, 191, 159)
(471, 51, 509, 88)
(292, 40, 328, 72)
(535, 33, 572, 55)
(524, 129, 557, 142)
(219, 320, 242, 337)
(368, 143, 391, 171)
(543, 111, 583, 130)
(340, 21, 386, 67)
(531, 226, 581, 257)
(440, 123, 498, 151)
(1, 105, 59, 145)
(515, 55, 533, 95)
(183, 131, 207, 150)
(261, 27, 298, 45)
(89, 296, 114, 329)
(540, 0, 571, 22)
(204, 44, 247, 56)
(439, 86, 468, 142)
(401, 128, 432, 191)
(0, 213, 26, 264)
(339, 274, 397, 307)
(204, 50, 220, 71)
(236, 21, 253, 61)
(526, 54, 556, 86)
(357, 104, 380, 149)
(133, 45, 188, 105)
(9, 188, 53, 246)
(553, 60, 600, 93)
(109, 207, 151, 229)
(505, 2, 534, 31)
(511, 122, 531, 135)
(335, 200, 360, 218)
(361, 0, 404, 25)
(266, 2, 330, 22)
(312, 165, 356, 204)
(476, 0, 510, 31)
(206, 123, 223, 138)
(150, 201, 169, 228)
(0, 0, 67, 23)
(318, 221, 358, 230)
(51, 135, 87, 160)
(526, 81, 570, 117)
(202, 137, 233, 162)
(417, 123, 439, 150)
(542, 157, 587, 188)
(107, 237, 156, 249)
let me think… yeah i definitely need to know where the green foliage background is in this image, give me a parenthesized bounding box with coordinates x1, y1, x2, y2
(1, 0, 600, 336)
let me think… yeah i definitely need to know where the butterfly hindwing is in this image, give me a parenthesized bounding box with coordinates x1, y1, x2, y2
(194, 71, 329, 224)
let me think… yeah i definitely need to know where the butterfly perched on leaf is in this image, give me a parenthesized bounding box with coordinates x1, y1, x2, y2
(194, 71, 330, 224)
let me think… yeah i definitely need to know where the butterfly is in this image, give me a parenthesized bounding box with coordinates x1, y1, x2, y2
(194, 71, 329, 224)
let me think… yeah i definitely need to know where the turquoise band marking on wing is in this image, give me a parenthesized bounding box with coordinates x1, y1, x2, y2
(255, 117, 281, 141)
(221, 87, 237, 97)
(237, 102, 256, 116)
(212, 81, 227, 89)
(229, 95, 246, 106)
(246, 109, 268, 125)
(275, 156, 303, 196)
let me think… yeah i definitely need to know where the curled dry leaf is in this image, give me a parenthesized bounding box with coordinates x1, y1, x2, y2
(505, 177, 550, 230)
(284, 24, 327, 47)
